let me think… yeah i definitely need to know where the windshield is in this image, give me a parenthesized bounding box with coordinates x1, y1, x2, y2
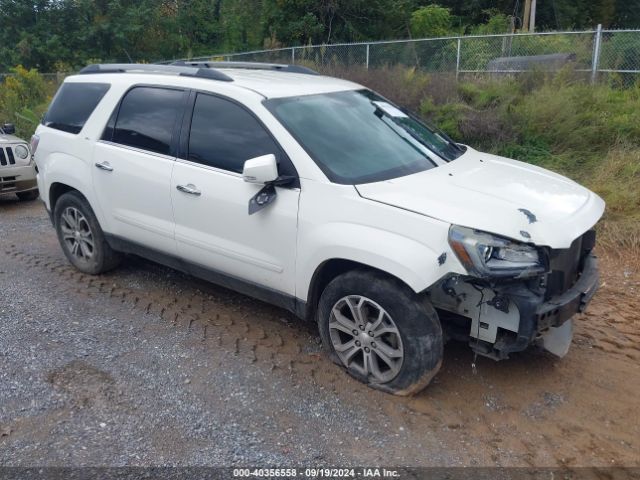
(265, 89, 465, 184)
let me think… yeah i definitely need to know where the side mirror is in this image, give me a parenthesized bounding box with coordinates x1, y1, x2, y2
(2, 123, 16, 135)
(242, 153, 297, 215)
(242, 154, 278, 184)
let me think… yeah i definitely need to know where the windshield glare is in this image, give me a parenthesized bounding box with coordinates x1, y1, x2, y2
(266, 89, 465, 184)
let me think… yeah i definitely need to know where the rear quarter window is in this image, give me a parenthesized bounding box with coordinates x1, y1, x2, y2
(43, 82, 110, 134)
(107, 86, 185, 156)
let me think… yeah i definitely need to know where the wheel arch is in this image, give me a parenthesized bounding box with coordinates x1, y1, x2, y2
(303, 257, 435, 322)
(297, 221, 463, 321)
(39, 150, 107, 225)
(49, 182, 84, 215)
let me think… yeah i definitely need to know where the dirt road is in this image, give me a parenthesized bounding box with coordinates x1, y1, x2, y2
(1, 197, 638, 466)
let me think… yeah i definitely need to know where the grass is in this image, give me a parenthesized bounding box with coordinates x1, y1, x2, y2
(589, 145, 640, 260)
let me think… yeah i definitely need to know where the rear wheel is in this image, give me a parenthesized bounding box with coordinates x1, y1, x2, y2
(54, 191, 121, 274)
(16, 190, 39, 201)
(318, 270, 443, 395)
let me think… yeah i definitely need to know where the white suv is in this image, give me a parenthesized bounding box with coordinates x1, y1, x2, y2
(34, 63, 604, 395)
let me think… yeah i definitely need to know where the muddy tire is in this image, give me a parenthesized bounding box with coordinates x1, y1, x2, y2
(318, 269, 443, 395)
(53, 191, 121, 274)
(16, 190, 39, 201)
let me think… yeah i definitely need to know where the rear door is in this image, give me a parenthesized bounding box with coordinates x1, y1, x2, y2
(171, 91, 300, 296)
(93, 86, 187, 255)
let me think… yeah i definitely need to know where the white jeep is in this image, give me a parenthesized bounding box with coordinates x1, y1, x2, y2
(33, 63, 604, 395)
(0, 122, 38, 201)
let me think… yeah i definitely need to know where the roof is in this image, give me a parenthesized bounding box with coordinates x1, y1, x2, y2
(72, 63, 363, 99)
(215, 68, 362, 98)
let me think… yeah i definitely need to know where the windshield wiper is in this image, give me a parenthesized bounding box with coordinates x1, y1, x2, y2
(396, 105, 465, 153)
(372, 101, 463, 159)
(377, 114, 438, 166)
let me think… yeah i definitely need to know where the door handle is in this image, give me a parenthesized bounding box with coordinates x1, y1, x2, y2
(176, 184, 201, 196)
(95, 161, 113, 172)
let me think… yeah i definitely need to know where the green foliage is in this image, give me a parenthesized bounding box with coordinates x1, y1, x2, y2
(0, 0, 416, 70)
(457, 79, 521, 108)
(0, 66, 52, 138)
(599, 31, 640, 87)
(468, 11, 511, 34)
(410, 5, 452, 38)
(590, 145, 640, 216)
(419, 75, 640, 176)
(2, 0, 638, 71)
(419, 97, 467, 138)
(346, 66, 640, 226)
(507, 81, 640, 164)
(331, 64, 441, 116)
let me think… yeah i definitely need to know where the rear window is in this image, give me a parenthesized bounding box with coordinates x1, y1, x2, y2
(43, 82, 110, 134)
(109, 86, 184, 156)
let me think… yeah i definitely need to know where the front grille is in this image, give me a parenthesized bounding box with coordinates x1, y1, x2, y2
(545, 230, 596, 299)
(0, 147, 16, 166)
(0, 176, 17, 191)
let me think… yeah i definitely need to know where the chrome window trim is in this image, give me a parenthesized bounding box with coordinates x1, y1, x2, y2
(96, 139, 176, 161)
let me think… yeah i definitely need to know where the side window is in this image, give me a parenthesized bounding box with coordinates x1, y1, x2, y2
(188, 93, 280, 174)
(43, 82, 110, 134)
(111, 87, 184, 156)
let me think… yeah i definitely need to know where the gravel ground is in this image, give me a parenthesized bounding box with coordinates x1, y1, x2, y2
(1, 196, 639, 467)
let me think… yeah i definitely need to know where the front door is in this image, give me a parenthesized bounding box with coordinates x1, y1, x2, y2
(171, 92, 299, 296)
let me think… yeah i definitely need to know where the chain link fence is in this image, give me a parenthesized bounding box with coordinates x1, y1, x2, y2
(3, 27, 638, 87)
(179, 27, 639, 84)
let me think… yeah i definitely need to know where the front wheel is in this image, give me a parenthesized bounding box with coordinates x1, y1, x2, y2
(53, 191, 121, 274)
(318, 270, 443, 395)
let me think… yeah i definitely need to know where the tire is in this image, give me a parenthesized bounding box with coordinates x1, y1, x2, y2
(318, 269, 443, 396)
(16, 190, 39, 201)
(53, 191, 121, 274)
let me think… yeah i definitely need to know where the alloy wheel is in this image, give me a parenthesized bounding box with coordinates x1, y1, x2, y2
(328, 295, 404, 383)
(60, 206, 95, 261)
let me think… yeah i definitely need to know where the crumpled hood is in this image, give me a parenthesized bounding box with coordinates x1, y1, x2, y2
(355, 147, 605, 249)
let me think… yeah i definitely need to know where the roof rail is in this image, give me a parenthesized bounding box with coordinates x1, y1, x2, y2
(78, 63, 233, 82)
(171, 60, 319, 75)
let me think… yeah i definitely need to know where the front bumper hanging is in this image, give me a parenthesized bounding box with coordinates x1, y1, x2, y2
(491, 254, 599, 357)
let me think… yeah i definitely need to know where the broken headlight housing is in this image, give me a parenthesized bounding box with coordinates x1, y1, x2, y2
(448, 225, 545, 278)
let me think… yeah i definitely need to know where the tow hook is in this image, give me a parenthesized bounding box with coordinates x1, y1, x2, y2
(488, 294, 509, 313)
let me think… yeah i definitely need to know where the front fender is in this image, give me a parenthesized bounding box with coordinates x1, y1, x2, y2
(296, 222, 465, 301)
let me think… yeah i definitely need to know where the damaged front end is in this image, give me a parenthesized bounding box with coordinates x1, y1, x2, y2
(428, 227, 599, 360)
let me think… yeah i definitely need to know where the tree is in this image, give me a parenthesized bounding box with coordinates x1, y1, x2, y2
(410, 5, 452, 38)
(0, 0, 638, 71)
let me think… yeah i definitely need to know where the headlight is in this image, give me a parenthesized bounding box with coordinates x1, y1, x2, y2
(14, 145, 29, 160)
(448, 225, 545, 278)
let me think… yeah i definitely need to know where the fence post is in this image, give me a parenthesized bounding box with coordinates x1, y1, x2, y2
(365, 43, 370, 70)
(456, 38, 461, 81)
(591, 24, 602, 84)
(291, 47, 295, 64)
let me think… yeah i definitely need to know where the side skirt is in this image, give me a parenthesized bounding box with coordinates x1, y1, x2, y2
(105, 234, 307, 319)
